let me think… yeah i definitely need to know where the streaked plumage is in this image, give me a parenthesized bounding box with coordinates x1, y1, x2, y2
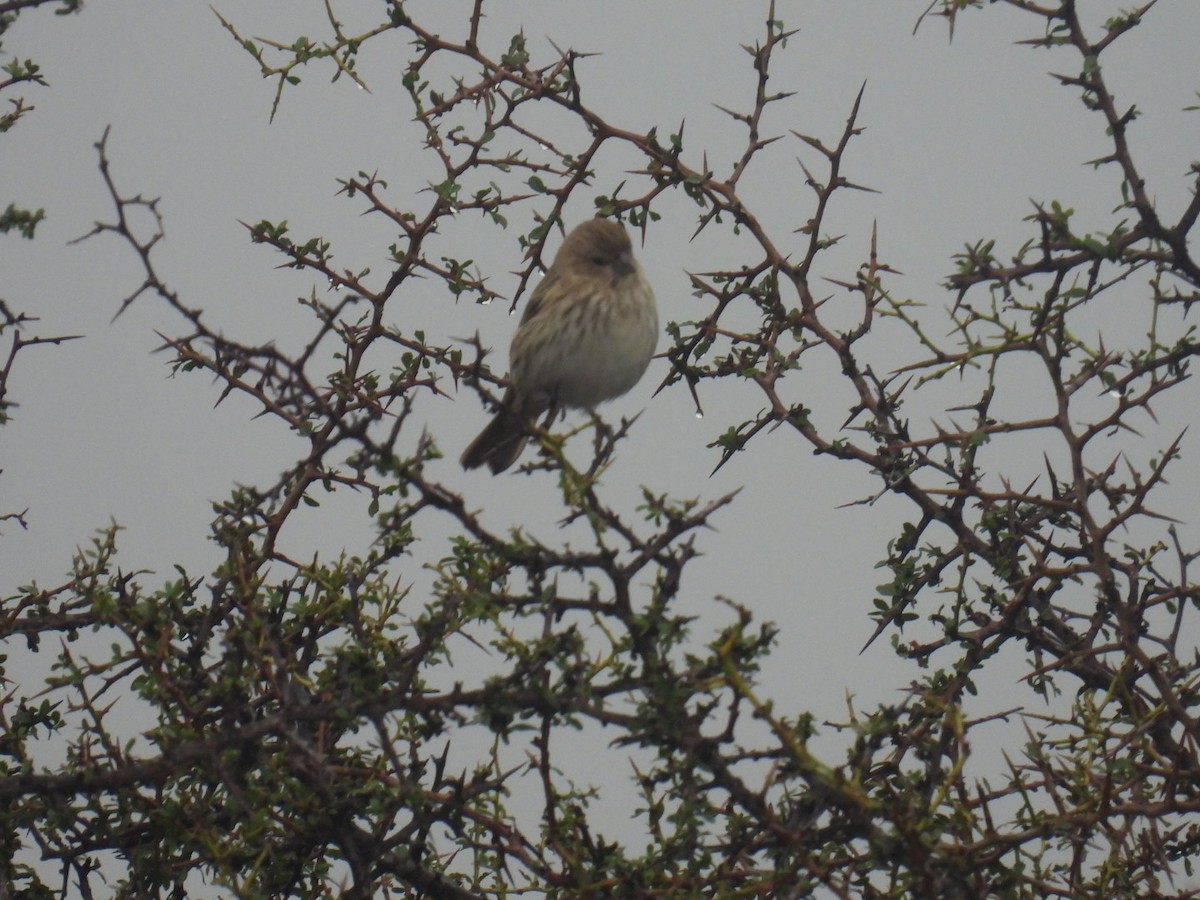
(461, 219, 658, 473)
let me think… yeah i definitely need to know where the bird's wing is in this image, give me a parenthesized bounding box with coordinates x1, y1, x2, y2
(518, 270, 562, 325)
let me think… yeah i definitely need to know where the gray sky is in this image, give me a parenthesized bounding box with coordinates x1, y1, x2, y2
(4, 0, 1200, 871)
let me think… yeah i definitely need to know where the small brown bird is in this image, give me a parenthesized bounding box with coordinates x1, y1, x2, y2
(461, 219, 658, 473)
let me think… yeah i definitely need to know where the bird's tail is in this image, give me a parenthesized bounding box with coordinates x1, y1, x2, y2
(460, 404, 528, 474)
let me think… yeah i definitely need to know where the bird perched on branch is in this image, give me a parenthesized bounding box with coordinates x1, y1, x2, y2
(461, 218, 658, 474)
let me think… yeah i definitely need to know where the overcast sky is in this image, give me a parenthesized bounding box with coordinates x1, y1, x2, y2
(4, 0, 1200, 857)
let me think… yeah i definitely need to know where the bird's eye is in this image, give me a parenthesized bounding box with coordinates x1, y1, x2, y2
(591, 256, 609, 267)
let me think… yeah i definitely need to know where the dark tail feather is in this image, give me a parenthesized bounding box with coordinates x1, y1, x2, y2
(461, 406, 527, 473)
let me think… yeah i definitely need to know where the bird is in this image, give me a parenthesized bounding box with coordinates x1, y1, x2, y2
(461, 218, 658, 473)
